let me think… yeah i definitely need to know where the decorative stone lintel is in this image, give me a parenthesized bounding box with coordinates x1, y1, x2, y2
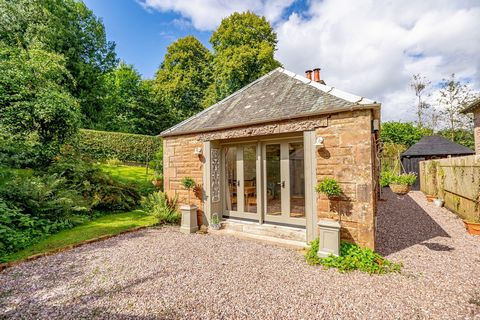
(198, 117, 328, 141)
(317, 219, 341, 257)
(180, 204, 199, 234)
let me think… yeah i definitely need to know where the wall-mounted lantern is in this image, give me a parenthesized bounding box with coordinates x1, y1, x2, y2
(315, 136, 325, 149)
(194, 147, 203, 156)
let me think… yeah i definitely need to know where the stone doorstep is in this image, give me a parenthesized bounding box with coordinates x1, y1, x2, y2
(209, 228, 307, 251)
(209, 219, 307, 249)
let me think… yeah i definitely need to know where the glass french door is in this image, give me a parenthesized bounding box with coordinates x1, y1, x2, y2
(263, 141, 306, 226)
(224, 145, 258, 220)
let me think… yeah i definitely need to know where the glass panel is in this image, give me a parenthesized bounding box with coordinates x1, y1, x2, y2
(243, 145, 257, 213)
(225, 147, 237, 211)
(289, 142, 305, 218)
(266, 144, 281, 215)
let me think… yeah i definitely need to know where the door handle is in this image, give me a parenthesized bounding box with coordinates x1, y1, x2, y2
(278, 181, 285, 188)
(237, 180, 240, 187)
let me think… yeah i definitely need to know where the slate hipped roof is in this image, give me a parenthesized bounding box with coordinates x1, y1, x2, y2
(401, 136, 474, 157)
(160, 68, 380, 137)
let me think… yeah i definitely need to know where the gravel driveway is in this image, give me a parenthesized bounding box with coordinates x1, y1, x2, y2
(1, 189, 479, 319)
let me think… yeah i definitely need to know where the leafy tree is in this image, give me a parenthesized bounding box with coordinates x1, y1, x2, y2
(410, 73, 431, 128)
(437, 128, 475, 149)
(0, 44, 80, 165)
(381, 121, 432, 148)
(99, 62, 169, 135)
(437, 73, 476, 139)
(0, 0, 117, 127)
(154, 36, 212, 123)
(204, 11, 281, 106)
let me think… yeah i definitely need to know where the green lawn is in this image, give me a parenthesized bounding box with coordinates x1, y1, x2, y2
(3, 210, 157, 263)
(99, 164, 157, 195)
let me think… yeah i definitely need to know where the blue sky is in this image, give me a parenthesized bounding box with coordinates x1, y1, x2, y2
(83, 0, 480, 123)
(84, 0, 212, 78)
(83, 0, 308, 79)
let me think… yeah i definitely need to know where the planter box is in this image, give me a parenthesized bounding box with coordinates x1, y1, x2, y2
(317, 219, 341, 257)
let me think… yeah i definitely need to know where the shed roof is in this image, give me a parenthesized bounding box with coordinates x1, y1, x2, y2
(401, 135, 474, 157)
(160, 68, 379, 137)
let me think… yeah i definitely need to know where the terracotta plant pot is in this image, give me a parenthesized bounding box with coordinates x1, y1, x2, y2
(151, 179, 162, 187)
(426, 195, 436, 202)
(464, 220, 480, 235)
(389, 184, 410, 195)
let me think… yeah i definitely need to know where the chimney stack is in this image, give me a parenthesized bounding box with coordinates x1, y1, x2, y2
(305, 70, 313, 80)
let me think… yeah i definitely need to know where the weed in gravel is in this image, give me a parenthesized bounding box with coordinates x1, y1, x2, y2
(306, 238, 402, 274)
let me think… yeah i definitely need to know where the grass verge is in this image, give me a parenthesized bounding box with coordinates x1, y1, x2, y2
(2, 210, 156, 263)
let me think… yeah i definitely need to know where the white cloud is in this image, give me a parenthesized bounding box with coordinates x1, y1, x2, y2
(275, 0, 480, 122)
(138, 0, 294, 30)
(140, 0, 480, 122)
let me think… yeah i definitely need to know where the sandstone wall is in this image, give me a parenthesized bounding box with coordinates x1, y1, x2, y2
(315, 110, 377, 248)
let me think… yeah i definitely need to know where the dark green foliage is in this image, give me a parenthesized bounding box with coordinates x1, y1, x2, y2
(438, 128, 475, 149)
(0, 44, 81, 166)
(306, 239, 402, 274)
(0, 0, 117, 127)
(155, 36, 212, 123)
(0, 157, 142, 259)
(381, 121, 432, 147)
(46, 156, 141, 212)
(0, 199, 75, 258)
(205, 12, 281, 106)
(141, 191, 180, 225)
(99, 63, 168, 135)
(315, 178, 342, 197)
(78, 129, 162, 163)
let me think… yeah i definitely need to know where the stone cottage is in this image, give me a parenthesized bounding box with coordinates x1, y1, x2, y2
(463, 98, 480, 154)
(160, 68, 381, 249)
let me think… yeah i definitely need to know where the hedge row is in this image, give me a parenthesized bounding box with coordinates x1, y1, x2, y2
(78, 129, 161, 163)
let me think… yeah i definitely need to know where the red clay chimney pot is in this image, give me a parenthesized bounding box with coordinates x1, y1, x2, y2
(313, 68, 321, 82)
(305, 70, 313, 80)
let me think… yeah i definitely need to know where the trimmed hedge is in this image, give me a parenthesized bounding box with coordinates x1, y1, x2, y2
(78, 129, 161, 163)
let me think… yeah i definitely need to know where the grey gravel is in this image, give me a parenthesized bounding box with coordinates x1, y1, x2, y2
(1, 189, 479, 319)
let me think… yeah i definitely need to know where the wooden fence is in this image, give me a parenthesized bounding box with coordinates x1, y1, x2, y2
(419, 155, 480, 221)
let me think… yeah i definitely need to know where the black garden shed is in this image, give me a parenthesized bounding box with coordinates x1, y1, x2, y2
(401, 135, 475, 189)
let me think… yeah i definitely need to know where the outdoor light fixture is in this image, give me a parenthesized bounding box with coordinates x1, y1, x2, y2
(315, 136, 325, 148)
(194, 147, 203, 156)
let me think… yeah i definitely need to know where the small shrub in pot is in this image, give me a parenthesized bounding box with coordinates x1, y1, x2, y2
(315, 178, 342, 198)
(180, 177, 196, 205)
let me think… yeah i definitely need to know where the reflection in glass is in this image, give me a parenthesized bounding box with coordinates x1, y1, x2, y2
(243, 145, 257, 213)
(289, 143, 305, 217)
(266, 144, 281, 215)
(225, 147, 237, 211)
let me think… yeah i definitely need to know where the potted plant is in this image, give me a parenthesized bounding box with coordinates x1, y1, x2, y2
(464, 216, 480, 235)
(210, 213, 221, 230)
(316, 178, 342, 200)
(389, 173, 416, 195)
(151, 171, 163, 187)
(179, 177, 198, 234)
(181, 177, 196, 204)
(426, 194, 436, 202)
